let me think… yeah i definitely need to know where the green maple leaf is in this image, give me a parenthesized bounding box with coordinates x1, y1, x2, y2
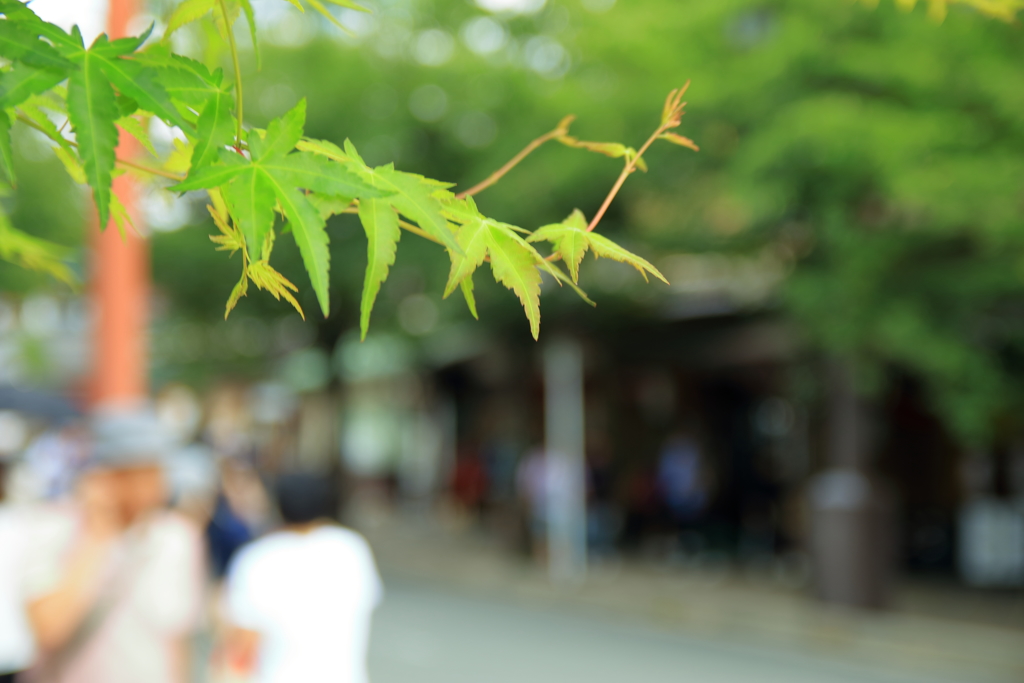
(166, 0, 219, 36)
(55, 23, 194, 230)
(0, 19, 74, 71)
(87, 33, 190, 132)
(440, 196, 556, 340)
(487, 223, 543, 340)
(0, 211, 77, 287)
(528, 209, 669, 285)
(191, 90, 234, 169)
(529, 209, 591, 283)
(282, 0, 369, 35)
(357, 197, 401, 340)
(66, 30, 119, 230)
(341, 139, 461, 255)
(172, 100, 386, 316)
(0, 64, 67, 109)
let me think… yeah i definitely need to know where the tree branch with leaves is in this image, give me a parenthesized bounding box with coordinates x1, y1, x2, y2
(0, 0, 698, 340)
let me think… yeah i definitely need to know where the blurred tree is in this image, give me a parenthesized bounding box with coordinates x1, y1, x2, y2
(170, 0, 1023, 445)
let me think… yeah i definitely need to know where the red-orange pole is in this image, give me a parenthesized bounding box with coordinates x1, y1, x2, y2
(90, 0, 147, 409)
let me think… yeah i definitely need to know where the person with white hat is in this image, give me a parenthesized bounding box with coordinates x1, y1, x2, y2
(23, 411, 205, 683)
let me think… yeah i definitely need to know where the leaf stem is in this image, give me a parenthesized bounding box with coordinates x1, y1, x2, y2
(456, 118, 574, 200)
(117, 157, 185, 181)
(16, 112, 185, 181)
(586, 123, 668, 233)
(219, 0, 245, 147)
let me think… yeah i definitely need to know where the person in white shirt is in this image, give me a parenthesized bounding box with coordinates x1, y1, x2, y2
(0, 458, 35, 683)
(221, 472, 382, 683)
(24, 411, 205, 683)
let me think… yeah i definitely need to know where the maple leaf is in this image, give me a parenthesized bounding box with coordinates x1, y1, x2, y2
(281, 0, 369, 34)
(528, 209, 669, 285)
(439, 196, 561, 340)
(340, 139, 461, 255)
(0, 210, 77, 287)
(171, 100, 387, 316)
(357, 197, 401, 340)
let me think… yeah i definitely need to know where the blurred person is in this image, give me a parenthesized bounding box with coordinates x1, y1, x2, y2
(586, 446, 620, 559)
(0, 454, 35, 683)
(207, 459, 272, 580)
(218, 472, 382, 683)
(656, 431, 710, 536)
(516, 447, 548, 559)
(17, 424, 89, 503)
(23, 411, 205, 683)
(450, 446, 487, 517)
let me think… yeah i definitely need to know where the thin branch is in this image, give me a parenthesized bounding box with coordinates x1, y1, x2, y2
(219, 0, 245, 147)
(397, 218, 443, 245)
(456, 117, 575, 200)
(16, 112, 185, 181)
(586, 125, 667, 233)
(117, 157, 184, 181)
(586, 83, 691, 233)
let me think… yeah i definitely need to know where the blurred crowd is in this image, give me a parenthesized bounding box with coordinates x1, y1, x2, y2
(0, 385, 382, 683)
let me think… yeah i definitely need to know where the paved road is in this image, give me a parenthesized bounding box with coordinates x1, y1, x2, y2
(368, 582, 969, 683)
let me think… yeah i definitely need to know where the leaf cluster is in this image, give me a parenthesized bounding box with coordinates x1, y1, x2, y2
(0, 0, 699, 341)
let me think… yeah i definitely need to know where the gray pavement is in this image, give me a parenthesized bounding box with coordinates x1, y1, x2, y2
(368, 582, 973, 683)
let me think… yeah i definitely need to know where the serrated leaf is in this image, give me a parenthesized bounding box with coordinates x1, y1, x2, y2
(321, 0, 370, 10)
(249, 98, 305, 160)
(67, 45, 119, 230)
(165, 0, 218, 36)
(529, 209, 589, 283)
(116, 114, 158, 157)
(91, 36, 190, 131)
(547, 262, 596, 307)
(154, 54, 226, 110)
(460, 275, 478, 320)
(224, 269, 248, 319)
(269, 179, 331, 316)
(0, 213, 77, 287)
(0, 64, 66, 108)
(342, 138, 366, 165)
(364, 166, 460, 254)
(296, 137, 349, 162)
(0, 19, 74, 70)
(443, 214, 489, 297)
(248, 259, 304, 318)
(282, 0, 306, 11)
(54, 146, 86, 183)
(0, 4, 80, 54)
(486, 223, 542, 340)
(190, 91, 233, 169)
(587, 232, 668, 284)
(357, 197, 400, 339)
(308, 192, 352, 219)
(164, 137, 194, 175)
(109, 191, 135, 239)
(19, 97, 74, 154)
(238, 0, 260, 66)
(306, 0, 352, 34)
(268, 152, 384, 197)
(222, 168, 276, 260)
(170, 148, 247, 190)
